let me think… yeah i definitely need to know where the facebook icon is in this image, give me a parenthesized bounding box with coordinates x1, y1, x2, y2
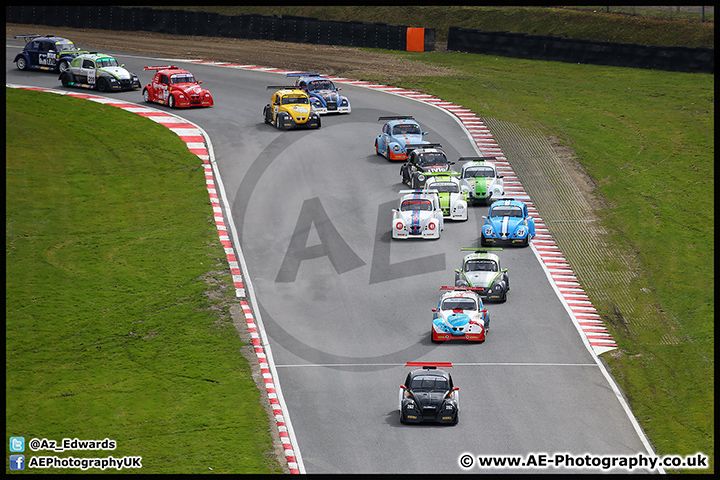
(9, 454, 25, 470)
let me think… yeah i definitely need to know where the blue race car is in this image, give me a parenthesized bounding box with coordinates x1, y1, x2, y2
(375, 116, 430, 161)
(288, 73, 350, 114)
(13, 34, 88, 73)
(480, 198, 535, 247)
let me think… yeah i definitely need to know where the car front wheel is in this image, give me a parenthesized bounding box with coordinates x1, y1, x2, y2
(96, 78, 109, 92)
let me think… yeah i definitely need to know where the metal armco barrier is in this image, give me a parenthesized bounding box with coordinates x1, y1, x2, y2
(5, 5, 435, 52)
(447, 26, 713, 74)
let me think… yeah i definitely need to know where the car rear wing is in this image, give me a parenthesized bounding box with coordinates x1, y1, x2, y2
(405, 362, 453, 369)
(378, 115, 415, 121)
(458, 156, 498, 162)
(266, 85, 303, 90)
(144, 65, 178, 71)
(407, 143, 444, 151)
(490, 197, 518, 203)
(460, 247, 503, 252)
(423, 171, 460, 177)
(399, 189, 440, 196)
(14, 34, 42, 43)
(286, 72, 321, 77)
(440, 286, 485, 293)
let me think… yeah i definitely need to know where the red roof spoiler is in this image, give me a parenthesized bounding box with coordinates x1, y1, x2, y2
(440, 286, 485, 292)
(405, 362, 453, 368)
(144, 65, 178, 71)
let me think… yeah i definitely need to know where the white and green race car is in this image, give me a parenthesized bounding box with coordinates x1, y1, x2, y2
(454, 247, 509, 302)
(423, 172, 469, 221)
(59, 53, 140, 92)
(458, 157, 505, 204)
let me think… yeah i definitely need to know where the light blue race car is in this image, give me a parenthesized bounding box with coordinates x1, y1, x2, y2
(375, 115, 430, 161)
(480, 198, 535, 247)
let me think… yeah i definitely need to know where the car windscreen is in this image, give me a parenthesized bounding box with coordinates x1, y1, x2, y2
(55, 42, 78, 52)
(96, 57, 120, 68)
(491, 206, 523, 218)
(441, 297, 477, 311)
(464, 166, 495, 178)
(401, 199, 432, 211)
(465, 259, 498, 272)
(393, 124, 421, 135)
(410, 375, 449, 392)
(282, 96, 308, 104)
(417, 152, 447, 166)
(308, 80, 334, 91)
(428, 182, 458, 193)
(170, 73, 196, 84)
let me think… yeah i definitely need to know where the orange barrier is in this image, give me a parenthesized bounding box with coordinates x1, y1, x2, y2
(406, 27, 425, 52)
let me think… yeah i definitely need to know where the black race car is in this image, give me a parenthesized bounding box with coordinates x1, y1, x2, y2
(398, 362, 459, 425)
(399, 144, 455, 189)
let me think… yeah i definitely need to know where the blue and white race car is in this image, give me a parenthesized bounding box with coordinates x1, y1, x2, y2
(392, 189, 444, 240)
(480, 198, 535, 247)
(13, 34, 88, 73)
(375, 116, 430, 161)
(432, 287, 489, 342)
(288, 73, 350, 114)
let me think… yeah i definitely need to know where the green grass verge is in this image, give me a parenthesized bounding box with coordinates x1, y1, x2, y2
(5, 89, 283, 474)
(367, 51, 713, 473)
(160, 5, 714, 47)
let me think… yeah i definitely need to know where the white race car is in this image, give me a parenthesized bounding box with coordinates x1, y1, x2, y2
(458, 157, 505, 204)
(392, 190, 444, 240)
(424, 173, 469, 221)
(431, 287, 489, 342)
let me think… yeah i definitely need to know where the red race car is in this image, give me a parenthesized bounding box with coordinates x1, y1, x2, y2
(142, 65, 213, 108)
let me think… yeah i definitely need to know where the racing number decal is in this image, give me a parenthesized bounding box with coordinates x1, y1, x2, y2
(38, 53, 56, 66)
(87, 70, 96, 85)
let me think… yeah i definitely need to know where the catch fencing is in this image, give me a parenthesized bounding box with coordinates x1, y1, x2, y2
(447, 26, 713, 74)
(5, 5, 435, 52)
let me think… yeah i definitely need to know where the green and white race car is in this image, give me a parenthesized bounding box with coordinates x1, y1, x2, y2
(59, 53, 140, 92)
(423, 172, 469, 221)
(458, 157, 505, 205)
(454, 247, 509, 302)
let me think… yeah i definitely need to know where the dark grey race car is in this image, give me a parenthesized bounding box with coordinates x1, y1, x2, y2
(398, 362, 459, 425)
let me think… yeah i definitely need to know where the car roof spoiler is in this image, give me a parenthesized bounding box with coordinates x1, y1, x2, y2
(460, 247, 503, 252)
(399, 189, 439, 196)
(440, 286, 485, 292)
(458, 156, 498, 162)
(14, 34, 41, 41)
(144, 65, 178, 71)
(408, 143, 444, 150)
(378, 115, 415, 121)
(405, 362, 453, 369)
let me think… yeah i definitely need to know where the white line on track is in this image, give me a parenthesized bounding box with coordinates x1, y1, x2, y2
(275, 362, 599, 368)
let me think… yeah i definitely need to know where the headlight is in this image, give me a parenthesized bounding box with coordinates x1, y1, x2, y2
(392, 144, 400, 152)
(417, 174, 425, 182)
